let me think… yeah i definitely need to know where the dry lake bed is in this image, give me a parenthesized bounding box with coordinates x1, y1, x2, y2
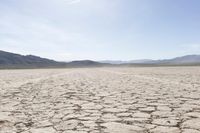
(0, 67, 200, 133)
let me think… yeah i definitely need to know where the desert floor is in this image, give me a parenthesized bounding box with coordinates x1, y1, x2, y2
(0, 67, 200, 133)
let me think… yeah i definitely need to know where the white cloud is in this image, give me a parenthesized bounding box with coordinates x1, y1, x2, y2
(188, 44, 200, 49)
(0, 9, 90, 60)
(65, 0, 81, 4)
(179, 44, 200, 55)
(181, 44, 200, 50)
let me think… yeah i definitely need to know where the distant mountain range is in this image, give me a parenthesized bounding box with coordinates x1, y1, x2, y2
(0, 50, 65, 68)
(0, 50, 105, 68)
(152, 55, 200, 64)
(100, 55, 200, 65)
(100, 59, 153, 64)
(102, 55, 200, 65)
(66, 60, 108, 67)
(0, 50, 200, 68)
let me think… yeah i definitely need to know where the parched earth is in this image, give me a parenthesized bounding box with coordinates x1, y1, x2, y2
(0, 67, 200, 133)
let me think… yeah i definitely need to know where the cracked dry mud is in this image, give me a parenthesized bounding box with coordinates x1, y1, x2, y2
(0, 67, 200, 133)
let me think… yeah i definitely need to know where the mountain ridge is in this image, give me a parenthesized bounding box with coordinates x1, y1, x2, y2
(0, 50, 104, 68)
(0, 50, 200, 68)
(101, 55, 200, 65)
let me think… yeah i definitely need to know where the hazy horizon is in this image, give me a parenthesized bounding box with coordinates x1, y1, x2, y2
(1, 0, 200, 61)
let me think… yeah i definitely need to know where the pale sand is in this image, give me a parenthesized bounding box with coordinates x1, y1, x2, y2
(0, 67, 200, 133)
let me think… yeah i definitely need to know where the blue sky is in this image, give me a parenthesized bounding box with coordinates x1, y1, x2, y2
(0, 0, 200, 61)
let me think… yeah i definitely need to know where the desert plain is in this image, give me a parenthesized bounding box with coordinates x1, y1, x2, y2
(0, 67, 200, 133)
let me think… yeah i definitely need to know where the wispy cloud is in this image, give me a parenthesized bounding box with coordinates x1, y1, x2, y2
(0, 9, 89, 60)
(188, 44, 200, 49)
(65, 0, 81, 4)
(179, 44, 200, 55)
